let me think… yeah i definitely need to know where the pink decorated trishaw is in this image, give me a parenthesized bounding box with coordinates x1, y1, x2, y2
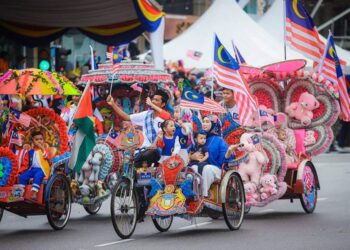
(222, 60, 339, 213)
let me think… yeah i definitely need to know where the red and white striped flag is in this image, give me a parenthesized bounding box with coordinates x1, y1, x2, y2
(213, 35, 257, 126)
(112, 63, 121, 74)
(106, 52, 113, 61)
(186, 50, 203, 61)
(10, 108, 31, 127)
(319, 32, 350, 121)
(180, 96, 226, 113)
(284, 0, 324, 65)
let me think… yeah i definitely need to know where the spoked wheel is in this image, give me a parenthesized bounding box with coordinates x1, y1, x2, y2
(152, 216, 173, 232)
(300, 163, 317, 213)
(111, 178, 137, 239)
(221, 171, 245, 230)
(0, 208, 3, 222)
(84, 203, 102, 215)
(45, 174, 72, 230)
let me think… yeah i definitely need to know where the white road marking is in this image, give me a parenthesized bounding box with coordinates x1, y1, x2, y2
(318, 197, 328, 201)
(177, 221, 212, 230)
(257, 209, 275, 214)
(95, 239, 134, 247)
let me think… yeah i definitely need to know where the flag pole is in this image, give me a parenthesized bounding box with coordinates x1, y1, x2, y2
(231, 40, 239, 64)
(317, 30, 331, 73)
(283, 0, 287, 60)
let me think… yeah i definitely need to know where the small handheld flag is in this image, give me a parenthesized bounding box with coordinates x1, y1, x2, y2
(181, 88, 204, 104)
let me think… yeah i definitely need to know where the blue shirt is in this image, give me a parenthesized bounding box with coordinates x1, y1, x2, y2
(205, 135, 233, 168)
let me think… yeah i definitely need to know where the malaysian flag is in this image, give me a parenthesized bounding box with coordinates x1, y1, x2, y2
(186, 50, 203, 61)
(106, 130, 119, 147)
(106, 51, 113, 61)
(180, 88, 226, 113)
(9, 128, 23, 146)
(9, 108, 31, 127)
(285, 0, 324, 64)
(319, 32, 350, 121)
(232, 42, 246, 65)
(213, 35, 258, 126)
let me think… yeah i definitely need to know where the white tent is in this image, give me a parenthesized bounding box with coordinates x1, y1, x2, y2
(259, 0, 350, 65)
(163, 0, 311, 69)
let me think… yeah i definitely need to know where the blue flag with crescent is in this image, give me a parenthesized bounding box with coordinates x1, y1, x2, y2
(324, 34, 343, 78)
(113, 47, 123, 64)
(214, 35, 239, 71)
(181, 88, 204, 104)
(285, 0, 315, 30)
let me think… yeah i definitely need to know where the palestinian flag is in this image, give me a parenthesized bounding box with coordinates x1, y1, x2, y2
(68, 84, 95, 172)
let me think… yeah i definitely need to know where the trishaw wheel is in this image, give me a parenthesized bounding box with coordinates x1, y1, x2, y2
(221, 172, 245, 231)
(152, 216, 173, 232)
(300, 163, 318, 214)
(84, 203, 102, 215)
(110, 178, 137, 239)
(45, 174, 72, 230)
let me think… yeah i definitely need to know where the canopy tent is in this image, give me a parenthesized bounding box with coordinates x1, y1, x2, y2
(258, 0, 350, 65)
(0, 0, 163, 46)
(163, 0, 311, 69)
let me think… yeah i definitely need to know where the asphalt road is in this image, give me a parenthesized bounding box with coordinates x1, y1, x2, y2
(1, 152, 349, 250)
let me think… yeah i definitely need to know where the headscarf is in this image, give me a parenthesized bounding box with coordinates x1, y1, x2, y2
(204, 114, 222, 137)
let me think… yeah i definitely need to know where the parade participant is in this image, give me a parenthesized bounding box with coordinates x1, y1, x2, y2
(155, 119, 181, 163)
(173, 106, 193, 164)
(189, 115, 236, 197)
(107, 89, 171, 168)
(18, 130, 52, 200)
(221, 88, 240, 122)
(188, 131, 209, 175)
(61, 95, 81, 127)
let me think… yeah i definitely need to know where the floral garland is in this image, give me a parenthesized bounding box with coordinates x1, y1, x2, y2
(24, 108, 69, 154)
(0, 147, 19, 187)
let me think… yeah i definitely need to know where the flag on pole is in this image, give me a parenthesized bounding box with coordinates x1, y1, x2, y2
(319, 32, 350, 121)
(9, 128, 23, 146)
(68, 83, 96, 172)
(232, 42, 246, 65)
(9, 108, 31, 127)
(112, 47, 123, 64)
(213, 35, 258, 125)
(285, 0, 324, 64)
(186, 50, 203, 61)
(180, 88, 226, 113)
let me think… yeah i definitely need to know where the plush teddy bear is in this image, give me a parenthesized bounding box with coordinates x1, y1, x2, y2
(285, 92, 320, 126)
(244, 182, 259, 203)
(78, 153, 93, 185)
(259, 174, 278, 200)
(238, 133, 268, 185)
(89, 150, 104, 183)
(304, 130, 316, 146)
(259, 105, 275, 129)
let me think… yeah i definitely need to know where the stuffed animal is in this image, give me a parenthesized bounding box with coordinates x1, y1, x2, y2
(70, 180, 81, 197)
(259, 105, 275, 128)
(78, 153, 94, 185)
(97, 180, 107, 197)
(244, 182, 259, 203)
(304, 130, 316, 146)
(238, 133, 268, 185)
(285, 92, 320, 126)
(89, 150, 104, 183)
(259, 174, 278, 200)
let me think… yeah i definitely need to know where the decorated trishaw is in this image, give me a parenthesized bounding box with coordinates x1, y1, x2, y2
(221, 60, 339, 213)
(0, 69, 80, 229)
(109, 123, 245, 239)
(74, 60, 174, 215)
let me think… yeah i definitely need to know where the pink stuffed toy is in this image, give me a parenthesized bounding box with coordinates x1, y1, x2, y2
(304, 130, 316, 146)
(238, 133, 268, 185)
(259, 174, 278, 200)
(244, 182, 259, 203)
(285, 92, 320, 126)
(259, 105, 275, 128)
